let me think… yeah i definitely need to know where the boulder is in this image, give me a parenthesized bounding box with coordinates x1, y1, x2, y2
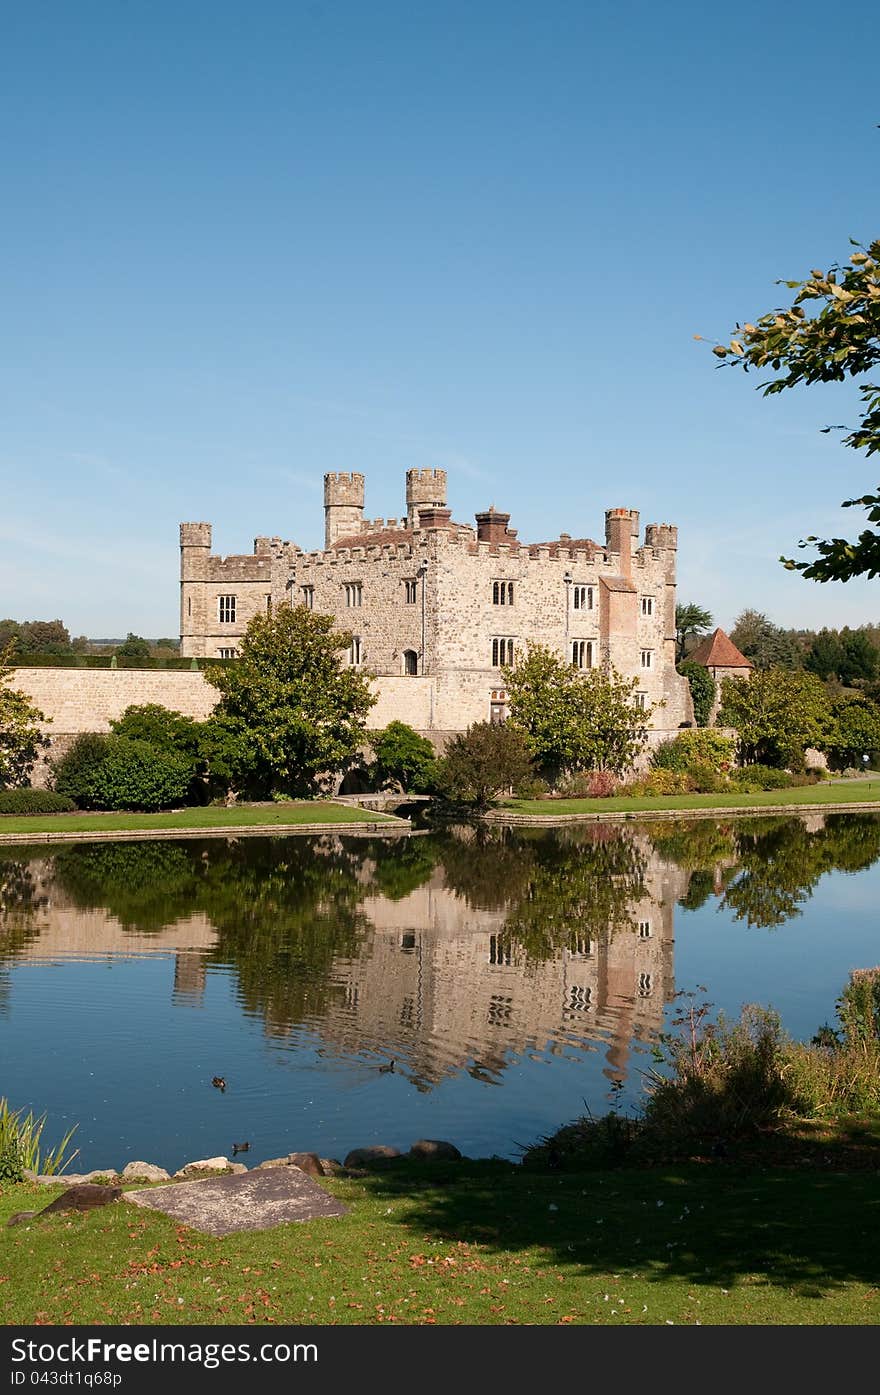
(174, 1156, 234, 1179)
(121, 1162, 171, 1183)
(39, 1184, 122, 1215)
(320, 1158, 344, 1176)
(256, 1157, 290, 1170)
(408, 1139, 462, 1162)
(228, 1162, 248, 1175)
(343, 1145, 402, 1169)
(288, 1152, 324, 1177)
(7, 1211, 37, 1228)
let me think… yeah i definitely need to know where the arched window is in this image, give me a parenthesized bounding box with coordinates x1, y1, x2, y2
(403, 649, 418, 676)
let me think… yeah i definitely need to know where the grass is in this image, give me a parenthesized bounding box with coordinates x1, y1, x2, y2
(501, 779, 880, 817)
(0, 802, 397, 836)
(3, 1153, 880, 1325)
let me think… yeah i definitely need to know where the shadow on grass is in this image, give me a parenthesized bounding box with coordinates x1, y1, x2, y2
(352, 1156, 880, 1298)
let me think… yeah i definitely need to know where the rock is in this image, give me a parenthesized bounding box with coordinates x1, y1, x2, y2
(7, 1211, 37, 1228)
(228, 1162, 248, 1175)
(39, 1184, 122, 1215)
(288, 1152, 324, 1177)
(121, 1162, 171, 1183)
(174, 1156, 234, 1179)
(24, 1170, 116, 1186)
(320, 1158, 344, 1176)
(408, 1139, 462, 1162)
(256, 1157, 290, 1170)
(343, 1145, 402, 1169)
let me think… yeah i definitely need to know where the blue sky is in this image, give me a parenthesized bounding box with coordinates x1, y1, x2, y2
(1, 0, 878, 637)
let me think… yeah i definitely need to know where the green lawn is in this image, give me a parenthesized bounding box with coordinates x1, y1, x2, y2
(501, 779, 880, 818)
(3, 1157, 879, 1325)
(0, 802, 396, 836)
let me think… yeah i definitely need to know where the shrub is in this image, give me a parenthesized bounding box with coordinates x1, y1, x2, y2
(556, 770, 618, 799)
(634, 769, 690, 797)
(728, 765, 801, 792)
(836, 967, 880, 1045)
(652, 729, 735, 775)
(644, 1001, 795, 1145)
(371, 721, 440, 793)
(53, 734, 192, 811)
(0, 789, 75, 815)
(685, 762, 728, 794)
(439, 722, 534, 806)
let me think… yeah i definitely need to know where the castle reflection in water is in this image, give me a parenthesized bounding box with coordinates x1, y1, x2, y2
(3, 813, 875, 1094)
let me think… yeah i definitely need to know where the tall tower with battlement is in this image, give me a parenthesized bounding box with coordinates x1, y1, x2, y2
(180, 523, 212, 651)
(324, 472, 365, 548)
(406, 468, 447, 530)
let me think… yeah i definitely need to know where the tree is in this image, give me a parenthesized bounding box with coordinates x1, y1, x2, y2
(677, 658, 716, 727)
(203, 604, 376, 797)
(371, 721, 439, 793)
(114, 633, 151, 659)
(838, 628, 879, 686)
(0, 648, 49, 787)
(823, 697, 880, 770)
(718, 667, 832, 769)
(439, 722, 534, 806)
(804, 629, 845, 682)
(730, 609, 801, 670)
(675, 602, 713, 661)
(713, 236, 880, 581)
(503, 643, 653, 777)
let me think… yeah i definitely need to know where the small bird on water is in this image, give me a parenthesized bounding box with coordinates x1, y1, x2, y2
(231, 1141, 250, 1155)
(378, 1060, 395, 1074)
(212, 1076, 227, 1091)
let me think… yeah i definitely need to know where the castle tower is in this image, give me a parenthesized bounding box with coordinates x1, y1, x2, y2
(180, 523, 212, 656)
(324, 472, 365, 548)
(406, 468, 447, 530)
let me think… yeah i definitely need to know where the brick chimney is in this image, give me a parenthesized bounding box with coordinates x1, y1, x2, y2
(604, 508, 639, 577)
(475, 508, 517, 544)
(417, 506, 454, 531)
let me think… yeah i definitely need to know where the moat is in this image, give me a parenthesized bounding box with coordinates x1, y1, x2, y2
(2, 813, 879, 1172)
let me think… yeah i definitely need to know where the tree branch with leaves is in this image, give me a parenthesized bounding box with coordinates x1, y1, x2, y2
(705, 236, 880, 581)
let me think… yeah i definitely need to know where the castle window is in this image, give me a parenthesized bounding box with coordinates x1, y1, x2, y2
(488, 994, 513, 1027)
(301, 585, 314, 609)
(640, 649, 653, 669)
(639, 920, 652, 938)
(641, 596, 654, 617)
(348, 636, 362, 666)
(492, 637, 514, 667)
(573, 585, 594, 611)
(218, 595, 236, 624)
(567, 985, 592, 1013)
(218, 648, 237, 659)
(571, 640, 593, 669)
(638, 972, 654, 998)
(635, 691, 648, 710)
(403, 649, 418, 676)
(266, 594, 272, 613)
(404, 579, 417, 604)
(187, 597, 192, 617)
(345, 582, 363, 607)
(492, 580, 514, 606)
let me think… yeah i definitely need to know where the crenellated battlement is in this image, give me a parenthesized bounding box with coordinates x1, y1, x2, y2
(180, 522, 212, 549)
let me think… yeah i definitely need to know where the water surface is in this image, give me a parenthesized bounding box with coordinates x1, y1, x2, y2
(1, 812, 878, 1170)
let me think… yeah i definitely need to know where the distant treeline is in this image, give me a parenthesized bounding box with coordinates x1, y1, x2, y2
(691, 609, 880, 690)
(0, 619, 179, 660)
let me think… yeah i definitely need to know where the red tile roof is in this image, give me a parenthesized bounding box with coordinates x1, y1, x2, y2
(688, 628, 752, 669)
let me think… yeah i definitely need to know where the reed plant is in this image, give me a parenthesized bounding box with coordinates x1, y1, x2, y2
(0, 1098, 79, 1182)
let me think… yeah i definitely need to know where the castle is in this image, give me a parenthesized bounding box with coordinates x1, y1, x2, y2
(179, 469, 692, 741)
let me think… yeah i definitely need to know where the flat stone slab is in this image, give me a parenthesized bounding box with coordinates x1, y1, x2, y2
(124, 1167, 347, 1237)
